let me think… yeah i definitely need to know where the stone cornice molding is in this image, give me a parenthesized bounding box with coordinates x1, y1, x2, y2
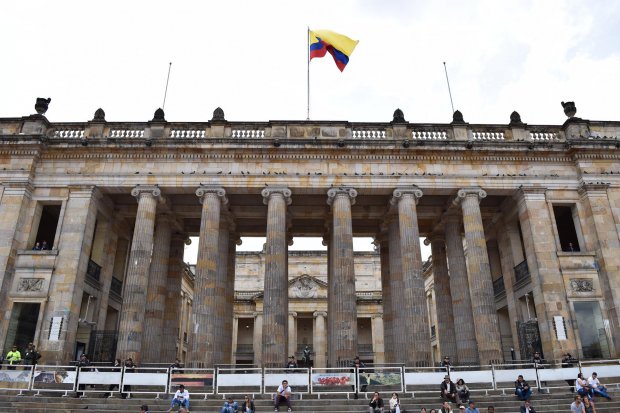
(195, 185, 228, 205)
(327, 187, 357, 206)
(578, 181, 610, 197)
(514, 186, 547, 203)
(261, 186, 292, 206)
(390, 187, 423, 206)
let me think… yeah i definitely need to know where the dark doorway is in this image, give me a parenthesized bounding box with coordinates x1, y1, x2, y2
(4, 302, 40, 355)
(553, 205, 580, 252)
(34, 204, 62, 249)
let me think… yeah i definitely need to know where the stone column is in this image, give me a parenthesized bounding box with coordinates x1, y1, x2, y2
(313, 311, 327, 368)
(371, 314, 385, 364)
(456, 188, 503, 364)
(428, 233, 458, 362)
(253, 312, 263, 366)
(445, 213, 479, 365)
(116, 186, 160, 363)
(189, 186, 227, 367)
(327, 187, 358, 366)
(288, 312, 298, 358)
(386, 214, 408, 363)
(178, 291, 187, 359)
(261, 187, 292, 367)
(38, 187, 99, 362)
(161, 235, 187, 361)
(95, 221, 119, 329)
(377, 231, 394, 363)
(391, 187, 431, 366)
(215, 216, 231, 364)
(142, 214, 172, 363)
(579, 183, 620, 356)
(231, 316, 239, 364)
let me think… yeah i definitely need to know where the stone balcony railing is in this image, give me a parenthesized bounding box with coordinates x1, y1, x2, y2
(5, 108, 620, 147)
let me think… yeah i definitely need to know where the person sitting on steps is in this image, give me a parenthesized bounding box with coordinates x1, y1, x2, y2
(274, 379, 292, 412)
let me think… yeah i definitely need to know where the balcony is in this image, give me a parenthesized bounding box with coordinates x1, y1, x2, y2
(513, 260, 531, 288)
(110, 277, 123, 300)
(430, 325, 436, 339)
(86, 259, 102, 286)
(493, 277, 506, 298)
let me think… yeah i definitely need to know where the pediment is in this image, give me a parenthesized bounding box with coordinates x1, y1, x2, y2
(288, 274, 327, 299)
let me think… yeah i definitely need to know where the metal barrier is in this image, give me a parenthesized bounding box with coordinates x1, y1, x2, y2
(75, 365, 122, 398)
(263, 368, 310, 398)
(168, 367, 215, 399)
(0, 365, 33, 395)
(492, 363, 538, 394)
(216, 367, 262, 397)
(310, 367, 356, 398)
(580, 359, 620, 389)
(448, 365, 495, 396)
(356, 366, 403, 398)
(30, 365, 77, 396)
(120, 366, 168, 398)
(403, 366, 447, 397)
(536, 364, 580, 392)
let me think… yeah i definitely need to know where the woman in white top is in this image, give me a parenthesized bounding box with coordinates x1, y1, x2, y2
(389, 393, 400, 413)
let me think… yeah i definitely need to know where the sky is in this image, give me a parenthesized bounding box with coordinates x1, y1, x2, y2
(3, 0, 619, 260)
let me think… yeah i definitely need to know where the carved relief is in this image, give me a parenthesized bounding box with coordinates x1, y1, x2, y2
(292, 276, 319, 298)
(569, 278, 594, 292)
(17, 278, 44, 292)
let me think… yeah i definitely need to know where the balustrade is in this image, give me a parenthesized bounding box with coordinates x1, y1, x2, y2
(411, 129, 448, 140)
(493, 276, 506, 296)
(352, 128, 386, 139)
(86, 259, 102, 282)
(513, 260, 531, 286)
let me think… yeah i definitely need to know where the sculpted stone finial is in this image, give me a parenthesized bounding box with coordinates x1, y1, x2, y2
(392, 108, 406, 123)
(212, 107, 225, 121)
(35, 97, 51, 115)
(561, 101, 577, 118)
(451, 110, 465, 124)
(152, 108, 166, 122)
(93, 108, 106, 122)
(509, 111, 524, 126)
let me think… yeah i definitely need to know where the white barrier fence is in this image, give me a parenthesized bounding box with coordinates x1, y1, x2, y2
(0, 360, 618, 398)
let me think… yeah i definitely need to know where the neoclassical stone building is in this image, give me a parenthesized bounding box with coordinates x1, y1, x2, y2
(0, 99, 618, 367)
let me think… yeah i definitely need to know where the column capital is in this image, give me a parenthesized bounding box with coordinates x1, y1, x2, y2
(425, 232, 445, 245)
(390, 187, 423, 206)
(327, 187, 357, 206)
(454, 187, 486, 205)
(195, 185, 227, 205)
(261, 186, 292, 205)
(371, 313, 384, 319)
(131, 185, 161, 200)
(313, 311, 327, 318)
(289, 311, 298, 317)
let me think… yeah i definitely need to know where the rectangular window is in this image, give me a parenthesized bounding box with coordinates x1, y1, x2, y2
(553, 205, 581, 252)
(33, 204, 61, 249)
(574, 301, 610, 359)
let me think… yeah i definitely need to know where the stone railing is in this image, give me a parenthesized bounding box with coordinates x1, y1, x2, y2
(493, 276, 506, 297)
(7, 117, 620, 145)
(86, 259, 102, 283)
(514, 260, 531, 287)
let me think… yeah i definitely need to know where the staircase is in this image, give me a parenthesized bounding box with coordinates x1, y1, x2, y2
(0, 389, 617, 413)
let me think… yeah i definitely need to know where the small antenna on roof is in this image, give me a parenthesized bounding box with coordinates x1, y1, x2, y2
(443, 62, 455, 115)
(162, 62, 172, 110)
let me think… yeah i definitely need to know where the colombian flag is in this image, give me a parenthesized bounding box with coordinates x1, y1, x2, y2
(309, 30, 359, 72)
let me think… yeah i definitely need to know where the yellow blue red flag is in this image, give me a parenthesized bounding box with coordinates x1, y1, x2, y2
(309, 29, 359, 72)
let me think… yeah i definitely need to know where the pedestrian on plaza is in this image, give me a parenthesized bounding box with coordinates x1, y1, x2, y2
(351, 356, 366, 399)
(23, 342, 41, 366)
(6, 345, 22, 370)
(122, 357, 136, 399)
(106, 358, 122, 398)
(441, 356, 452, 373)
(76, 353, 90, 398)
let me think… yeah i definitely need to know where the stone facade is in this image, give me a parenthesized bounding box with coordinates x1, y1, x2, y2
(0, 101, 618, 366)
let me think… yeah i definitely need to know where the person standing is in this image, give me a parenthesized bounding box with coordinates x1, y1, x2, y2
(23, 343, 41, 366)
(6, 345, 22, 370)
(76, 353, 91, 398)
(351, 356, 366, 399)
(122, 357, 136, 399)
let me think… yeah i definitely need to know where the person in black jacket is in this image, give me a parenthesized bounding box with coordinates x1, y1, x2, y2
(76, 353, 91, 398)
(23, 343, 41, 366)
(368, 392, 384, 413)
(242, 394, 256, 413)
(441, 375, 460, 404)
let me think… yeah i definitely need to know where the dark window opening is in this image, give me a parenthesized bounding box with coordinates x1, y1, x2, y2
(553, 205, 580, 252)
(4, 302, 40, 355)
(34, 205, 61, 250)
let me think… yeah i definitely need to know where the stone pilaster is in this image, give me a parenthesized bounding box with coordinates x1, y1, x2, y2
(371, 314, 385, 364)
(231, 316, 239, 364)
(116, 186, 160, 363)
(223, 229, 240, 364)
(455, 188, 503, 364)
(161, 234, 187, 362)
(0, 184, 32, 352)
(261, 187, 291, 367)
(95, 222, 119, 329)
(327, 187, 358, 366)
(313, 311, 327, 368)
(427, 233, 458, 362)
(578, 183, 620, 356)
(386, 214, 408, 363)
(142, 214, 172, 363)
(253, 312, 263, 366)
(39, 186, 99, 363)
(377, 231, 394, 363)
(445, 213, 479, 365)
(390, 187, 431, 366)
(189, 186, 227, 367)
(288, 312, 298, 357)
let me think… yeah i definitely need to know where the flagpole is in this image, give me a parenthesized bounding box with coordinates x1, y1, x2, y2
(307, 27, 310, 120)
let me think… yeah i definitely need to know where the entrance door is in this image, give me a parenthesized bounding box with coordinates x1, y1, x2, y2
(4, 302, 40, 354)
